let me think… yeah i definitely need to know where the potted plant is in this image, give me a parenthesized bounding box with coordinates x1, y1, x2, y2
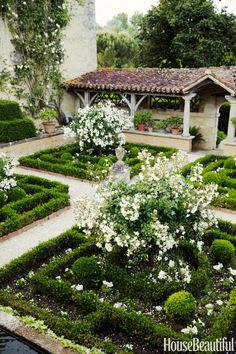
(189, 126, 205, 150)
(134, 111, 152, 131)
(155, 120, 168, 133)
(39, 108, 57, 134)
(166, 116, 183, 135)
(147, 118, 155, 132)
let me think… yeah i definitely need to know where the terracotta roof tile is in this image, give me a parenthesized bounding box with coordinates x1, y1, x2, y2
(67, 67, 236, 95)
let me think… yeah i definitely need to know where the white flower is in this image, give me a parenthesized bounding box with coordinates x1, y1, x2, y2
(157, 270, 167, 280)
(154, 306, 162, 312)
(168, 260, 175, 268)
(103, 280, 113, 288)
(205, 303, 214, 309)
(216, 300, 223, 306)
(213, 263, 223, 271)
(75, 284, 83, 291)
(229, 267, 236, 276)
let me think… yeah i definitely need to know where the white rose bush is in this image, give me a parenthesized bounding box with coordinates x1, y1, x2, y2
(0, 153, 17, 205)
(64, 102, 130, 153)
(74, 150, 218, 284)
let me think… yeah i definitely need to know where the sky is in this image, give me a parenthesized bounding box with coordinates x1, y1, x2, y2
(95, 0, 236, 26)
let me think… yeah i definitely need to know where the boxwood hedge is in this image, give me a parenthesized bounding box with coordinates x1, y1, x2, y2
(0, 174, 69, 237)
(19, 143, 177, 181)
(0, 220, 236, 353)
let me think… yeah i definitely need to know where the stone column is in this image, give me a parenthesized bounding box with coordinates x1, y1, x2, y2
(225, 96, 236, 142)
(182, 93, 196, 137)
(84, 91, 89, 106)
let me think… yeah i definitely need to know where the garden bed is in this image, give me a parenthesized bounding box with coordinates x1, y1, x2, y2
(0, 174, 69, 237)
(0, 221, 236, 353)
(19, 143, 177, 181)
(182, 154, 236, 211)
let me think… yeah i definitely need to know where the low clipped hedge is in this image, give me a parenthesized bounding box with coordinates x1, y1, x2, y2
(182, 154, 236, 211)
(0, 174, 69, 237)
(19, 143, 177, 181)
(1, 221, 236, 353)
(0, 118, 36, 143)
(0, 100, 23, 121)
(0, 100, 36, 143)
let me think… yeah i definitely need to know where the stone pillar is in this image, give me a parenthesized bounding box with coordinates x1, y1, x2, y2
(225, 96, 236, 142)
(130, 93, 136, 117)
(182, 93, 196, 137)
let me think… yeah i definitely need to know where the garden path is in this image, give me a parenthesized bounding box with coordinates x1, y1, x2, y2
(0, 159, 235, 268)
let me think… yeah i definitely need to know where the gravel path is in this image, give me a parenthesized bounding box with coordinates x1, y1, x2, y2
(0, 163, 235, 268)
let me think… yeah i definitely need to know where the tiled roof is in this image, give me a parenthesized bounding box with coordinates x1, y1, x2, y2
(67, 67, 236, 95)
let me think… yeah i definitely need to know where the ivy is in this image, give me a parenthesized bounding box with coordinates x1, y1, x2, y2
(0, 0, 83, 118)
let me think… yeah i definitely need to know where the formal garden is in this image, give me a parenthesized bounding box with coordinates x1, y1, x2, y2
(0, 97, 235, 353)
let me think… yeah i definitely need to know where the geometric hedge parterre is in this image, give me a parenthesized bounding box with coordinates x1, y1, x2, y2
(0, 174, 69, 237)
(182, 154, 236, 211)
(19, 143, 177, 181)
(1, 221, 236, 353)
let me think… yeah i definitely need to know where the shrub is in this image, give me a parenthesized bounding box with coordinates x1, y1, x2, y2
(7, 187, 27, 202)
(128, 146, 140, 158)
(203, 172, 222, 185)
(210, 239, 235, 264)
(61, 152, 72, 160)
(64, 102, 129, 152)
(0, 100, 23, 121)
(224, 157, 236, 170)
(0, 118, 36, 143)
(164, 291, 196, 321)
(72, 256, 103, 288)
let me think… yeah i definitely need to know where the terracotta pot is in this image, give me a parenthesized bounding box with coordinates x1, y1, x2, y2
(137, 124, 146, 131)
(171, 128, 180, 135)
(43, 121, 56, 134)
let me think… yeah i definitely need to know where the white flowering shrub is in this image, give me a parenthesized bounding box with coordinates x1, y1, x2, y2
(64, 102, 130, 153)
(0, 153, 17, 204)
(74, 151, 218, 282)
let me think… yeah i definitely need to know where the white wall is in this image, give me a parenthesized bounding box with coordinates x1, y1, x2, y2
(0, 0, 97, 111)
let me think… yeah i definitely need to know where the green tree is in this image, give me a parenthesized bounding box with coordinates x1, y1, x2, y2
(136, 0, 236, 68)
(97, 31, 137, 68)
(105, 12, 129, 32)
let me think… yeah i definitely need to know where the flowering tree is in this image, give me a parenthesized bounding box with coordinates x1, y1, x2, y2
(74, 151, 218, 282)
(64, 102, 130, 153)
(0, 153, 17, 204)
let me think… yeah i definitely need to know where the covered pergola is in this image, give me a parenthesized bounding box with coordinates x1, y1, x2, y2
(66, 67, 236, 153)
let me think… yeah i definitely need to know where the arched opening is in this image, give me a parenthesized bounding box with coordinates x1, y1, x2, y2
(217, 102, 230, 147)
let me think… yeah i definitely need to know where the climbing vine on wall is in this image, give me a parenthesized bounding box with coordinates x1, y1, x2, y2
(0, 0, 82, 118)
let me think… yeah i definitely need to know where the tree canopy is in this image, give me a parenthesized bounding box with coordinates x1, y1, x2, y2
(136, 0, 236, 68)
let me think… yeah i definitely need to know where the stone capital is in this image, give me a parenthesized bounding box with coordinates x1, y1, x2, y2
(183, 93, 197, 101)
(225, 95, 236, 104)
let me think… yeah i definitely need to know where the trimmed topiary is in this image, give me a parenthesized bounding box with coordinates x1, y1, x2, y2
(7, 187, 27, 202)
(128, 146, 140, 158)
(224, 157, 236, 170)
(0, 118, 36, 143)
(0, 100, 23, 121)
(72, 256, 103, 288)
(164, 291, 196, 321)
(203, 172, 222, 185)
(210, 239, 235, 264)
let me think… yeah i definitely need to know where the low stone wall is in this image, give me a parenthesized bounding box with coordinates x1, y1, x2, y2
(124, 130, 193, 152)
(222, 141, 236, 156)
(0, 130, 75, 158)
